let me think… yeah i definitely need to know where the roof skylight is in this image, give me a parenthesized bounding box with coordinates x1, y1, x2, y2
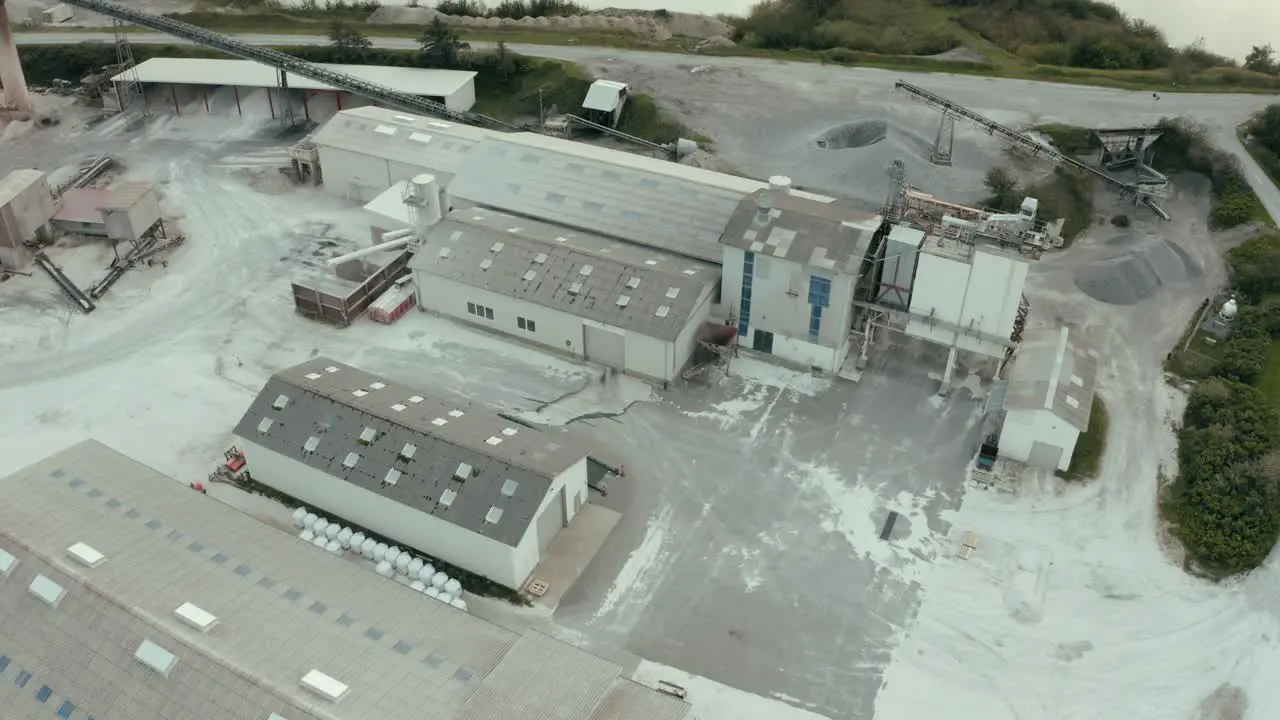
(486, 437, 503, 445)
(485, 507, 504, 524)
(616, 295, 630, 307)
(135, 640, 179, 678)
(174, 602, 218, 632)
(626, 277, 640, 288)
(501, 479, 519, 496)
(655, 305, 671, 318)
(300, 669, 349, 703)
(29, 575, 65, 608)
(666, 287, 680, 299)
(0, 548, 17, 578)
(448, 409, 464, 417)
(579, 265, 594, 276)
(343, 452, 360, 469)
(440, 488, 458, 507)
(384, 469, 402, 486)
(66, 542, 106, 569)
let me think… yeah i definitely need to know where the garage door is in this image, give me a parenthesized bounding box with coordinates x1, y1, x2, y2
(1027, 441, 1063, 470)
(536, 487, 567, 553)
(583, 324, 626, 369)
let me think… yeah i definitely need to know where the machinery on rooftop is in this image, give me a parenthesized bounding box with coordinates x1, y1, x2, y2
(894, 80, 1170, 220)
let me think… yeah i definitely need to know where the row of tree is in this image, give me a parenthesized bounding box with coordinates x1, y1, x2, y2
(328, 18, 468, 68)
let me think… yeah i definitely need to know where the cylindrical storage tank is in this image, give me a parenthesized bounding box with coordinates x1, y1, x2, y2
(350, 532, 366, 550)
(303, 512, 318, 529)
(385, 547, 402, 566)
(418, 564, 435, 583)
(449, 598, 467, 612)
(325, 540, 343, 555)
(425, 587, 441, 599)
(324, 523, 340, 539)
(394, 553, 411, 574)
(292, 507, 309, 528)
(410, 580, 426, 592)
(360, 538, 377, 558)
(375, 561, 394, 577)
(312, 518, 330, 535)
(337, 527, 354, 547)
(443, 578, 462, 599)
(373, 543, 388, 562)
(431, 572, 448, 589)
(311, 536, 328, 549)
(299, 529, 315, 543)
(407, 557, 424, 577)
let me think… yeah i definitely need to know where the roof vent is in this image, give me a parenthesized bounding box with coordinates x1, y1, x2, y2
(666, 287, 680, 299)
(384, 468, 402, 486)
(579, 265, 593, 276)
(134, 640, 178, 677)
(0, 549, 17, 578)
(490, 241, 504, 253)
(478, 258, 492, 271)
(29, 575, 65, 608)
(501, 427, 517, 437)
(626, 277, 640, 289)
(325, 366, 339, 373)
(568, 282, 583, 295)
(645, 259, 658, 266)
(523, 270, 536, 282)
(300, 669, 349, 703)
(486, 436, 503, 445)
(174, 602, 219, 632)
(448, 409, 464, 418)
(485, 507, 504, 524)
(439, 488, 458, 507)
(401, 443, 417, 460)
(258, 418, 274, 433)
(655, 305, 670, 318)
(616, 295, 630, 307)
(534, 253, 548, 264)
(682, 269, 697, 276)
(431, 417, 448, 426)
(66, 542, 106, 569)
(409, 396, 424, 404)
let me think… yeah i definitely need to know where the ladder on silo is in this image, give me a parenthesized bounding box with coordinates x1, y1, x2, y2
(112, 19, 148, 122)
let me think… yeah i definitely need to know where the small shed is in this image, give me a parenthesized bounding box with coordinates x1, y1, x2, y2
(998, 326, 1100, 472)
(50, 183, 161, 243)
(582, 80, 628, 128)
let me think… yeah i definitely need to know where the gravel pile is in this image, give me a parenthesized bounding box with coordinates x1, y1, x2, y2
(1074, 233, 1202, 305)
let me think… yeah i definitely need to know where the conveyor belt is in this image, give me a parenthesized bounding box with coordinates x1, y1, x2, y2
(35, 252, 96, 313)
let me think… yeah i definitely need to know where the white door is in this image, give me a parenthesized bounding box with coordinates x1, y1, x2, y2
(536, 487, 567, 553)
(583, 324, 625, 369)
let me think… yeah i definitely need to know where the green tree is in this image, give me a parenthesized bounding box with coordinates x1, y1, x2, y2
(1245, 44, 1278, 75)
(328, 22, 372, 61)
(419, 17, 464, 69)
(1251, 105, 1280, 156)
(983, 166, 1020, 211)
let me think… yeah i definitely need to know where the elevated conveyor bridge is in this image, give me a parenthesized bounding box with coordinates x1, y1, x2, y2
(58, 0, 522, 131)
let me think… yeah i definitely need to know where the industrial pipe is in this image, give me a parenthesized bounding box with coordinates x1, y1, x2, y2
(379, 227, 417, 244)
(326, 236, 413, 267)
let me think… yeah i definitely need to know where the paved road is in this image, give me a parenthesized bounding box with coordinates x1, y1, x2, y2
(15, 31, 1280, 222)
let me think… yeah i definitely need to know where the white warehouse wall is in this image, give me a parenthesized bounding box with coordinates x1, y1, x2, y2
(511, 457, 589, 586)
(414, 274, 689, 382)
(999, 409, 1079, 472)
(236, 439, 528, 587)
(907, 248, 1028, 359)
(447, 80, 476, 112)
(316, 146, 435, 203)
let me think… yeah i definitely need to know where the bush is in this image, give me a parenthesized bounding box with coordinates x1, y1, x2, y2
(1110, 213, 1130, 227)
(1154, 118, 1263, 231)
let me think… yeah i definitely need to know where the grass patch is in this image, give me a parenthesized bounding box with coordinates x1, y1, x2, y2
(1033, 123, 1094, 156)
(470, 56, 591, 120)
(1060, 395, 1109, 482)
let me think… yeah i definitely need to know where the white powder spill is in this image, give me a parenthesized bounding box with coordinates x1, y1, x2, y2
(731, 356, 832, 397)
(634, 660, 835, 720)
(721, 544, 767, 593)
(683, 384, 772, 430)
(594, 506, 675, 622)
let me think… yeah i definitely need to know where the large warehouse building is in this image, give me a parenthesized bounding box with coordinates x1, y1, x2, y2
(232, 357, 591, 589)
(998, 325, 1100, 471)
(412, 207, 720, 383)
(0, 439, 689, 720)
(718, 180, 882, 372)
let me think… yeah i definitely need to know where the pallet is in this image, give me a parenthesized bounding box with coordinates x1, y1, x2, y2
(525, 579, 549, 598)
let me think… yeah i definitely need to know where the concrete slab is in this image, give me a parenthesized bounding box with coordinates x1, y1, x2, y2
(528, 503, 623, 610)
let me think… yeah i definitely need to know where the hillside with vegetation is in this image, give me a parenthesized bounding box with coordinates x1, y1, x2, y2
(733, 0, 1278, 89)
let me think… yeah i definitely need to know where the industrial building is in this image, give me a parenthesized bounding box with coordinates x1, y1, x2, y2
(50, 182, 162, 242)
(310, 106, 493, 202)
(997, 325, 1100, 471)
(581, 79, 628, 128)
(412, 206, 720, 383)
(0, 439, 689, 720)
(107, 58, 478, 118)
(232, 357, 592, 589)
(718, 178, 882, 371)
(0, 169, 57, 270)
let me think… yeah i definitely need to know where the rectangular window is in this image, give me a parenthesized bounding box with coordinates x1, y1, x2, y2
(517, 317, 536, 333)
(808, 276, 831, 308)
(484, 306, 494, 320)
(467, 303, 494, 320)
(739, 251, 755, 337)
(57, 701, 75, 719)
(810, 304, 823, 341)
(36, 686, 52, 702)
(15, 670, 30, 688)
(466, 302, 476, 315)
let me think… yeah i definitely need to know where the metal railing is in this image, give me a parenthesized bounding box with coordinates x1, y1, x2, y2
(58, 0, 522, 131)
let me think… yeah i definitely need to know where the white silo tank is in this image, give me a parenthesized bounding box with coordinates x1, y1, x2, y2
(425, 586, 441, 599)
(303, 512, 318, 528)
(385, 547, 402, 566)
(394, 553, 411, 574)
(373, 543, 388, 562)
(292, 507, 309, 528)
(299, 529, 316, 543)
(449, 598, 467, 612)
(350, 532, 366, 550)
(325, 540, 343, 555)
(407, 557, 424, 577)
(410, 580, 426, 592)
(337, 527, 354, 547)
(360, 538, 377, 558)
(418, 564, 435, 583)
(312, 518, 330, 535)
(311, 535, 328, 549)
(1221, 298, 1239, 320)
(431, 571, 448, 589)
(443, 578, 462, 599)
(324, 523, 340, 540)
(375, 561, 394, 577)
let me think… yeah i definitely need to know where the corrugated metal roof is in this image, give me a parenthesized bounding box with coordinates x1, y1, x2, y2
(114, 58, 477, 99)
(720, 190, 881, 274)
(457, 632, 618, 720)
(311, 107, 492, 180)
(0, 440, 690, 720)
(0, 169, 46, 206)
(446, 133, 748, 263)
(1004, 326, 1099, 431)
(411, 208, 719, 341)
(582, 80, 627, 112)
(51, 188, 110, 224)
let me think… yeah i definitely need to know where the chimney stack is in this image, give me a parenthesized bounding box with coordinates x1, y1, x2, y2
(0, 0, 32, 114)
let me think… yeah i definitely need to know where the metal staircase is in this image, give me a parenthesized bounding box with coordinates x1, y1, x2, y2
(58, 0, 521, 130)
(111, 18, 148, 120)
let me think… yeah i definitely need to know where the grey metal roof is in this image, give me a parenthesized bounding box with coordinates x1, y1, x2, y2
(457, 632, 618, 720)
(445, 132, 749, 263)
(233, 358, 589, 547)
(0, 440, 687, 720)
(411, 208, 719, 341)
(1005, 326, 1099, 431)
(311, 107, 493, 182)
(721, 190, 882, 274)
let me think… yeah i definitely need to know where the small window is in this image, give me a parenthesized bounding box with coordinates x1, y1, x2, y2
(439, 488, 458, 507)
(35, 686, 51, 702)
(304, 436, 320, 453)
(401, 443, 417, 460)
(272, 394, 290, 410)
(626, 277, 640, 289)
(342, 452, 360, 469)
(467, 302, 477, 315)
(485, 507, 504, 524)
(257, 417, 274, 433)
(517, 317, 536, 333)
(501, 479, 519, 496)
(484, 307, 494, 320)
(56, 701, 75, 719)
